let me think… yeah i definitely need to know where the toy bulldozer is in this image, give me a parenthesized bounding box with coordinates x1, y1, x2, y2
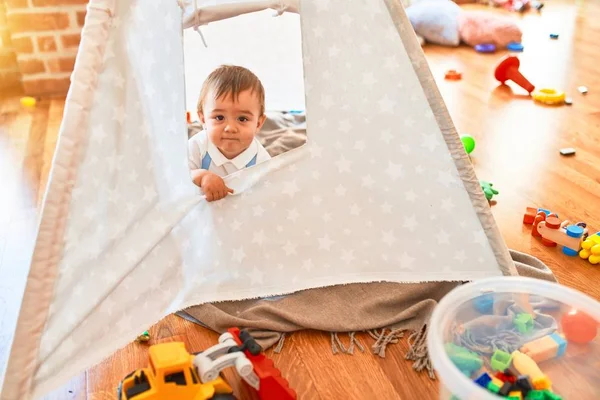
(118, 328, 296, 400)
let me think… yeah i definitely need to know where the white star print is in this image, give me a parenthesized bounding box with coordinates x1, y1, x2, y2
(328, 45, 341, 57)
(322, 213, 332, 222)
(440, 198, 455, 212)
(283, 242, 297, 256)
(404, 190, 417, 202)
(312, 170, 321, 180)
(384, 55, 399, 71)
(385, 161, 403, 180)
(302, 259, 314, 271)
(231, 220, 242, 232)
(436, 230, 450, 244)
(403, 215, 418, 231)
(454, 250, 467, 263)
(380, 129, 393, 143)
(382, 231, 397, 246)
(380, 202, 392, 214)
(422, 133, 440, 151)
(349, 204, 361, 215)
(253, 205, 265, 217)
(360, 43, 372, 54)
(282, 180, 300, 197)
(91, 125, 108, 143)
(313, 26, 324, 38)
(415, 165, 425, 174)
(354, 140, 366, 152)
(398, 252, 416, 270)
(252, 230, 266, 245)
(250, 267, 263, 285)
(312, 195, 322, 205)
(335, 185, 347, 196)
(320, 94, 334, 109)
(310, 143, 323, 158)
(319, 235, 334, 250)
(341, 249, 355, 264)
(316, 0, 330, 12)
(340, 13, 353, 26)
(437, 170, 457, 188)
(361, 175, 375, 188)
(362, 72, 377, 86)
(335, 155, 352, 173)
(378, 95, 396, 113)
(287, 208, 300, 222)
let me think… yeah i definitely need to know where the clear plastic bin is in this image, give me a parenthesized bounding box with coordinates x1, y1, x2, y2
(428, 276, 600, 400)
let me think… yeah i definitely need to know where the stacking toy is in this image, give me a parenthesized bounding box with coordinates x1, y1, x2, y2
(494, 56, 535, 94)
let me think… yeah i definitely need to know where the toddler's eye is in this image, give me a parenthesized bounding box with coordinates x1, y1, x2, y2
(238, 116, 249, 122)
(214, 115, 224, 121)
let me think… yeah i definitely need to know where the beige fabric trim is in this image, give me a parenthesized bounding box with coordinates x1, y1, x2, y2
(383, 0, 517, 276)
(0, 2, 116, 399)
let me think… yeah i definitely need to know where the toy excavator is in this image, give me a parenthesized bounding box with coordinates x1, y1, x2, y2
(118, 328, 296, 400)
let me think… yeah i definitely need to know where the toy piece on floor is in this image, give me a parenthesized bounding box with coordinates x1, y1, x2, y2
(532, 88, 566, 105)
(495, 56, 535, 94)
(561, 309, 598, 344)
(507, 42, 524, 52)
(117, 329, 296, 400)
(460, 134, 476, 154)
(578, 86, 588, 94)
(559, 147, 575, 156)
(536, 216, 586, 255)
(20, 96, 37, 109)
(564, 97, 573, 105)
(445, 343, 483, 375)
(520, 333, 567, 363)
(135, 330, 151, 343)
(549, 33, 559, 39)
(579, 232, 600, 264)
(445, 69, 462, 80)
(475, 43, 496, 53)
(480, 180, 499, 201)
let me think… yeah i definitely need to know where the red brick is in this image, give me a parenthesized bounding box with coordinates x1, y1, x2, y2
(76, 10, 86, 26)
(7, 12, 70, 33)
(47, 56, 75, 73)
(0, 51, 18, 69)
(5, 0, 29, 8)
(0, 70, 23, 91)
(18, 58, 45, 74)
(60, 33, 80, 49)
(12, 36, 34, 53)
(32, 0, 88, 5)
(37, 36, 57, 52)
(23, 77, 70, 96)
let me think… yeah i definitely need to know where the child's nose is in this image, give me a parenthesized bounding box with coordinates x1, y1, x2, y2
(224, 122, 238, 132)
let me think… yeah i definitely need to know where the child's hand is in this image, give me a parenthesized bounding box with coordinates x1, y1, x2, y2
(200, 172, 234, 202)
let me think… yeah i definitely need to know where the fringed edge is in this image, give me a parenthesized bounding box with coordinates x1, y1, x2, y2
(330, 332, 365, 355)
(274, 332, 287, 354)
(405, 325, 436, 379)
(367, 328, 403, 358)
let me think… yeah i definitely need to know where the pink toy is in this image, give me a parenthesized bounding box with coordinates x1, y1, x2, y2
(458, 11, 523, 48)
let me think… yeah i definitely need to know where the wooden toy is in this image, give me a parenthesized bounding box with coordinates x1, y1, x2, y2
(561, 309, 598, 344)
(495, 56, 535, 94)
(536, 217, 585, 253)
(520, 333, 567, 363)
(579, 232, 600, 264)
(531, 212, 546, 237)
(523, 207, 538, 224)
(445, 70, 462, 80)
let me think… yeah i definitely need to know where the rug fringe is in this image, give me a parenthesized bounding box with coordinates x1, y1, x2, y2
(405, 325, 436, 379)
(368, 328, 403, 358)
(330, 332, 365, 355)
(274, 332, 287, 354)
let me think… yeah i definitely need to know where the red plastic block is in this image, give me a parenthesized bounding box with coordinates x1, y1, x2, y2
(523, 207, 537, 225)
(228, 328, 297, 400)
(495, 371, 517, 383)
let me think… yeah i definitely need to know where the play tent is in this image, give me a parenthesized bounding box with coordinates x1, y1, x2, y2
(1, 0, 516, 398)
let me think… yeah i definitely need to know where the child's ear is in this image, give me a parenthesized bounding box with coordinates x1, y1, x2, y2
(198, 111, 206, 125)
(256, 114, 267, 131)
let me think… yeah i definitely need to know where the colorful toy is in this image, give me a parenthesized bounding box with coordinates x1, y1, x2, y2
(523, 207, 538, 224)
(135, 330, 151, 343)
(20, 96, 36, 109)
(494, 56, 535, 94)
(480, 180, 499, 201)
(564, 97, 573, 105)
(513, 313, 534, 333)
(445, 343, 483, 374)
(117, 329, 295, 400)
(475, 43, 496, 53)
(549, 33, 559, 39)
(445, 69, 462, 80)
(532, 88, 566, 105)
(578, 86, 588, 94)
(507, 42, 524, 52)
(510, 351, 550, 390)
(475, 372, 492, 388)
(561, 309, 598, 344)
(579, 232, 600, 264)
(491, 349, 512, 371)
(520, 333, 567, 363)
(536, 217, 586, 254)
(474, 293, 494, 313)
(460, 134, 476, 154)
(559, 147, 575, 156)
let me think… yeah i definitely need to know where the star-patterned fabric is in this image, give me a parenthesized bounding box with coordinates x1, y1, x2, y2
(1, 0, 515, 399)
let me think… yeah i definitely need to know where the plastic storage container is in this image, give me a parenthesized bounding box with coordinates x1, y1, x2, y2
(428, 276, 600, 400)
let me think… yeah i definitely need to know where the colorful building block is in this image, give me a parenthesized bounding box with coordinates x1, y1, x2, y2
(542, 390, 563, 400)
(474, 293, 494, 314)
(515, 375, 533, 396)
(579, 232, 600, 264)
(495, 371, 516, 384)
(532, 376, 552, 390)
(525, 390, 545, 400)
(487, 381, 501, 394)
(445, 343, 483, 373)
(491, 376, 504, 387)
(514, 313, 534, 333)
(474, 372, 492, 388)
(491, 350, 513, 371)
(509, 391, 523, 400)
(499, 382, 512, 396)
(520, 333, 567, 363)
(536, 219, 585, 252)
(511, 351, 545, 383)
(523, 207, 538, 225)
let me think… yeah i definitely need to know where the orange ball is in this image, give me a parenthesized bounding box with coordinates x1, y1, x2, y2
(561, 309, 598, 344)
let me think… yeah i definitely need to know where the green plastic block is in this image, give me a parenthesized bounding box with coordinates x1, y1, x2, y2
(445, 343, 483, 373)
(487, 382, 501, 394)
(514, 313, 534, 333)
(542, 391, 563, 400)
(490, 349, 513, 371)
(525, 391, 545, 400)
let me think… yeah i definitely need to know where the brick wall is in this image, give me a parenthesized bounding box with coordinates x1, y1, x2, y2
(0, 0, 22, 91)
(3, 0, 87, 96)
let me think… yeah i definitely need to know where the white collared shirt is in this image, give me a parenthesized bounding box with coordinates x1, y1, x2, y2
(188, 130, 271, 177)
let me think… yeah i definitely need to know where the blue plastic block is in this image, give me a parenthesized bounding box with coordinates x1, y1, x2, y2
(566, 225, 584, 238)
(537, 208, 551, 216)
(474, 293, 494, 314)
(507, 42, 524, 52)
(474, 372, 492, 388)
(550, 33, 559, 39)
(562, 247, 579, 256)
(550, 333, 567, 357)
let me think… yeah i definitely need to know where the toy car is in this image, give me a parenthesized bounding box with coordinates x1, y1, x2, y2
(117, 328, 296, 400)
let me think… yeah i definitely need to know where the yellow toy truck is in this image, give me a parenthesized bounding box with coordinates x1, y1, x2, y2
(117, 341, 237, 400)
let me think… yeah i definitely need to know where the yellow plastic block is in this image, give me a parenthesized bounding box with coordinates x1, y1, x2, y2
(508, 391, 523, 400)
(532, 375, 552, 390)
(491, 377, 503, 387)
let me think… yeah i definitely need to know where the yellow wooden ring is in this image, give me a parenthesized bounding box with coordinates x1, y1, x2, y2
(532, 88, 566, 105)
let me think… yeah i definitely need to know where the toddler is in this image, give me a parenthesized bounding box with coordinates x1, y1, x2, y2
(189, 65, 271, 201)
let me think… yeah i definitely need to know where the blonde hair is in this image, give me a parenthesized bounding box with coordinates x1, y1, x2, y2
(197, 65, 265, 116)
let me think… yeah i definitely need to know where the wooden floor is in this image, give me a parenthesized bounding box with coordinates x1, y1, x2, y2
(1, 1, 600, 399)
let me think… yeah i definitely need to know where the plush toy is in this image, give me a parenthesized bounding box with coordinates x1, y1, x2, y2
(458, 11, 522, 47)
(406, 0, 523, 49)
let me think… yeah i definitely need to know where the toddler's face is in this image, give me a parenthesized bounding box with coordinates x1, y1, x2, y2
(200, 89, 266, 159)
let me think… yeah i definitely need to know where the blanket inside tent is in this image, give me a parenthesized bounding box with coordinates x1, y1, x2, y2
(1, 0, 532, 399)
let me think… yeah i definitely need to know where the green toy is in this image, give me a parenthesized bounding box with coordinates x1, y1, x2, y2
(490, 349, 512, 371)
(136, 330, 151, 343)
(480, 180, 499, 201)
(445, 343, 483, 374)
(514, 313, 534, 333)
(460, 134, 476, 154)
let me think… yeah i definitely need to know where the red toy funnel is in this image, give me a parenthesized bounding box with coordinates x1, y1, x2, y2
(494, 56, 535, 93)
